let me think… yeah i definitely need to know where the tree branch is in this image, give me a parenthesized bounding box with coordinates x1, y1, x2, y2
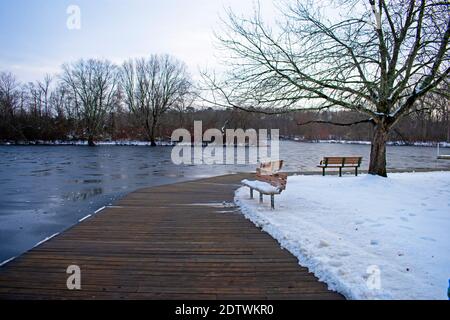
(297, 118, 375, 127)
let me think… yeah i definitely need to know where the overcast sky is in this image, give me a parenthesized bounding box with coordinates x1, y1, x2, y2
(0, 0, 278, 83)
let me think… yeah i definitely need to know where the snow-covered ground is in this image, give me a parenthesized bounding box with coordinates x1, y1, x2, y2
(288, 137, 450, 148)
(0, 140, 175, 146)
(235, 172, 450, 300)
(3, 139, 450, 148)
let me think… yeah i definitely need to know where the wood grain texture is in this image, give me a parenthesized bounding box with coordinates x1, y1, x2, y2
(0, 174, 344, 300)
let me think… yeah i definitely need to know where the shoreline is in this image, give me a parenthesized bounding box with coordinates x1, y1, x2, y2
(0, 173, 344, 300)
(287, 138, 450, 148)
(1, 139, 449, 148)
(2, 168, 449, 268)
(2, 170, 448, 299)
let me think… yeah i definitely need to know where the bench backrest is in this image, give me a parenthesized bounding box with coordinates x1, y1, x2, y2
(257, 160, 284, 175)
(322, 157, 362, 166)
(256, 160, 287, 191)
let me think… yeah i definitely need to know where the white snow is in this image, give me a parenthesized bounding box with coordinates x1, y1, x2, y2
(235, 172, 450, 300)
(0, 140, 176, 146)
(94, 206, 106, 214)
(241, 179, 280, 193)
(312, 139, 450, 147)
(0, 256, 16, 267)
(32, 232, 59, 249)
(78, 214, 92, 222)
(3, 139, 449, 148)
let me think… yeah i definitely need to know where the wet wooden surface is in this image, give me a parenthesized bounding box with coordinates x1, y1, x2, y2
(0, 174, 344, 300)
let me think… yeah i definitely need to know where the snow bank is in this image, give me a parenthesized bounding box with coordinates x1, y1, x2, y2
(235, 172, 450, 300)
(0, 140, 176, 146)
(288, 138, 450, 148)
(3, 139, 450, 148)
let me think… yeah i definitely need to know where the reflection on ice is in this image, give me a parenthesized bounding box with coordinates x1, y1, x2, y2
(0, 141, 448, 262)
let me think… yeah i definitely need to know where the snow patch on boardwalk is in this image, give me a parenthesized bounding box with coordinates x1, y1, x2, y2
(235, 172, 450, 300)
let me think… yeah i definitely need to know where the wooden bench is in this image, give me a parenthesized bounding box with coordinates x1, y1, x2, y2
(241, 160, 288, 209)
(317, 156, 362, 177)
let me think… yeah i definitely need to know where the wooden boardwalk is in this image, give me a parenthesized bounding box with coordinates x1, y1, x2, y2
(0, 174, 343, 300)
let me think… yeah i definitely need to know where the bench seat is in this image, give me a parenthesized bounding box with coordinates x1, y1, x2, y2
(318, 156, 362, 176)
(241, 160, 287, 209)
(241, 179, 282, 194)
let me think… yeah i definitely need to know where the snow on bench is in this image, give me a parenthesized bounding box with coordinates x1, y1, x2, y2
(241, 160, 287, 209)
(241, 179, 281, 194)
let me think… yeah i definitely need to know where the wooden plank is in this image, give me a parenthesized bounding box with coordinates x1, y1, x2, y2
(320, 156, 362, 166)
(0, 173, 344, 300)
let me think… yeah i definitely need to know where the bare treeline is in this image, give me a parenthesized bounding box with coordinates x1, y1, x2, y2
(0, 56, 448, 145)
(0, 55, 193, 146)
(121, 55, 193, 146)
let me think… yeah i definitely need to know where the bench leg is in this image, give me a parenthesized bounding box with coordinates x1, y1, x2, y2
(339, 167, 342, 177)
(355, 167, 358, 176)
(322, 167, 325, 176)
(271, 195, 274, 210)
(250, 188, 254, 199)
(259, 193, 263, 203)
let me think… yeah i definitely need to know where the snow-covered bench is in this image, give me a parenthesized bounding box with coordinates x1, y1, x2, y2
(241, 160, 287, 209)
(317, 156, 362, 177)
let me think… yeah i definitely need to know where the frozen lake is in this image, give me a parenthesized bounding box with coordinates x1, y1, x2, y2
(0, 141, 449, 261)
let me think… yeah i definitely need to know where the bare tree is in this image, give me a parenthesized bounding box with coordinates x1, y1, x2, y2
(204, 0, 450, 176)
(422, 82, 450, 142)
(26, 82, 41, 117)
(0, 72, 19, 117)
(61, 59, 118, 146)
(49, 83, 69, 119)
(121, 54, 192, 146)
(0, 72, 21, 139)
(24, 75, 53, 119)
(37, 74, 52, 117)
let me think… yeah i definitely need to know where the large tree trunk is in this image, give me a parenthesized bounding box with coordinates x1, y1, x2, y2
(88, 135, 96, 147)
(368, 123, 389, 177)
(145, 117, 158, 147)
(149, 119, 158, 147)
